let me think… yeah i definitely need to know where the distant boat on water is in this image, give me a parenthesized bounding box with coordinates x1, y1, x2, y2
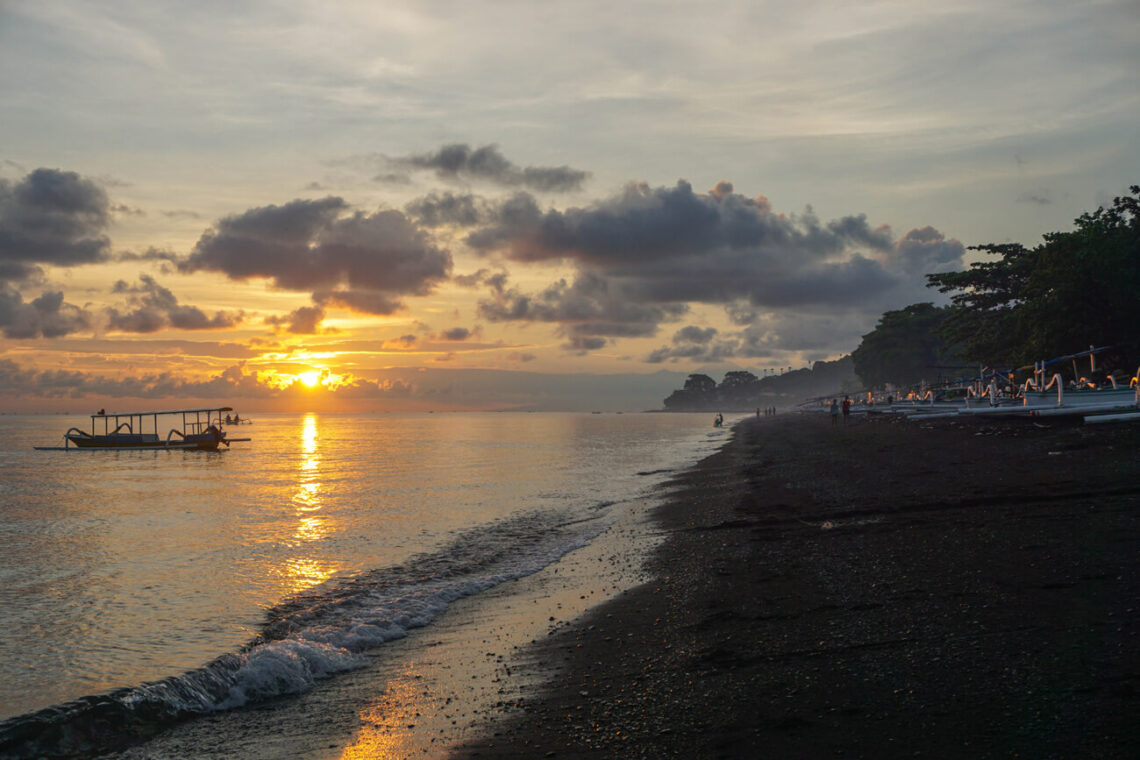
(33, 406, 251, 451)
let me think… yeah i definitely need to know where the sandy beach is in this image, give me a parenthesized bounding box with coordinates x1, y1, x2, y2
(454, 412, 1139, 759)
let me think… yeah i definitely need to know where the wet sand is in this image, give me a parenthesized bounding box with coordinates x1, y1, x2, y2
(454, 412, 1139, 759)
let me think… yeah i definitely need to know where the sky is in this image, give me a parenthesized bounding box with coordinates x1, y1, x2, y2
(1, 0, 1137, 412)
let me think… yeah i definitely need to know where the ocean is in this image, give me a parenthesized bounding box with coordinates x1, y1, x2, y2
(0, 411, 730, 756)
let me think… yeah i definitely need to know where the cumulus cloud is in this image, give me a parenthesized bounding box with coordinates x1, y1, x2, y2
(406, 191, 489, 227)
(0, 168, 113, 282)
(390, 144, 590, 192)
(105, 275, 244, 333)
(0, 285, 91, 338)
(465, 180, 964, 355)
(478, 271, 688, 352)
(182, 197, 452, 315)
(264, 304, 328, 335)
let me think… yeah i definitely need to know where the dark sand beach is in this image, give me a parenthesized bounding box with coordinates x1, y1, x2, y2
(455, 412, 1139, 759)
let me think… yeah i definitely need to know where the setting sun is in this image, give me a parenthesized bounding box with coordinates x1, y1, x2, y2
(298, 371, 322, 388)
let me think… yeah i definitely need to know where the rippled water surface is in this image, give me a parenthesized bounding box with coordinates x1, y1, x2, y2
(0, 411, 728, 723)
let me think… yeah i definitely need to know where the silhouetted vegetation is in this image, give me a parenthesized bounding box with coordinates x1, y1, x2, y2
(927, 186, 1139, 370)
(848, 186, 1139, 391)
(850, 303, 961, 389)
(662, 357, 856, 410)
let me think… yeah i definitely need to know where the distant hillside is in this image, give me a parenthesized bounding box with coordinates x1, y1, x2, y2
(661, 356, 857, 411)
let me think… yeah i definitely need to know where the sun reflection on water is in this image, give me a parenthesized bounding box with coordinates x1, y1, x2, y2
(280, 414, 335, 593)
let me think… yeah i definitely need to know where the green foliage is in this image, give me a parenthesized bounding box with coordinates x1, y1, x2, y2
(927, 186, 1140, 368)
(851, 303, 956, 388)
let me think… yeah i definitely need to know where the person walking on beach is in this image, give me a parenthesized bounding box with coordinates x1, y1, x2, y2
(841, 395, 851, 423)
(830, 398, 839, 424)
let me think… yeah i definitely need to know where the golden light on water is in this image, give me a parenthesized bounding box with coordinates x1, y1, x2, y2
(280, 413, 335, 593)
(340, 666, 426, 759)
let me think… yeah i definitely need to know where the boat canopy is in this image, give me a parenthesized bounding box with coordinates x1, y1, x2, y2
(1018, 345, 1117, 371)
(91, 406, 233, 418)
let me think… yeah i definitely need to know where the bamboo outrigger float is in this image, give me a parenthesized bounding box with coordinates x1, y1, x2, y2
(33, 407, 251, 451)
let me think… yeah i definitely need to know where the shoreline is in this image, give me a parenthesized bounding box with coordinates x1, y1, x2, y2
(454, 412, 1139, 758)
(107, 488, 671, 759)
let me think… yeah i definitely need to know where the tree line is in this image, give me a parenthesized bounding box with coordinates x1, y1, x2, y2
(663, 357, 855, 411)
(851, 186, 1139, 389)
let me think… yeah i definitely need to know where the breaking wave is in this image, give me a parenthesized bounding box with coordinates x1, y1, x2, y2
(0, 507, 611, 758)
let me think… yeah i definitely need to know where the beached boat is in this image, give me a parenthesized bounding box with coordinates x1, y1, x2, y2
(34, 407, 250, 451)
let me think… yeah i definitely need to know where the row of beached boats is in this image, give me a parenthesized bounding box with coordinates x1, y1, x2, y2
(806, 347, 1140, 425)
(862, 348, 1140, 424)
(34, 407, 251, 451)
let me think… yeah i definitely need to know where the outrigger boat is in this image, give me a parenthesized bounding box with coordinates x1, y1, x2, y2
(34, 406, 251, 451)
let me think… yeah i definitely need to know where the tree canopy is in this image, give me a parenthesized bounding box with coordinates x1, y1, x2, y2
(927, 186, 1139, 369)
(850, 303, 958, 388)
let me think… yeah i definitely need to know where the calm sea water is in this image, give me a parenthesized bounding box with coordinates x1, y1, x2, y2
(0, 411, 728, 749)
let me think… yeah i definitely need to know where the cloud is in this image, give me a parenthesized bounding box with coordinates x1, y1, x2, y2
(313, 289, 403, 316)
(105, 275, 244, 333)
(406, 191, 489, 227)
(437, 326, 475, 341)
(0, 168, 113, 281)
(478, 271, 688, 351)
(467, 180, 965, 355)
(0, 359, 277, 400)
(888, 226, 966, 276)
(116, 246, 182, 263)
(0, 285, 91, 338)
(383, 334, 417, 349)
(264, 304, 328, 335)
(390, 144, 590, 192)
(645, 311, 872, 365)
(182, 197, 452, 315)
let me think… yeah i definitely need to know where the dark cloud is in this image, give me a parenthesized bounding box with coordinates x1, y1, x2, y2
(0, 285, 91, 338)
(0, 168, 112, 278)
(479, 271, 688, 352)
(105, 275, 243, 333)
(406, 191, 488, 227)
(391, 144, 590, 192)
(264, 305, 327, 335)
(438, 326, 474, 341)
(673, 325, 718, 344)
(373, 173, 413, 186)
(645, 325, 739, 364)
(888, 226, 966, 275)
(314, 289, 403, 316)
(466, 180, 965, 355)
(182, 197, 452, 315)
(385, 334, 417, 348)
(116, 247, 182, 263)
(645, 311, 869, 365)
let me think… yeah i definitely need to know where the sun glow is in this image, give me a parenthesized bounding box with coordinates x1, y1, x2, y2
(298, 370, 322, 388)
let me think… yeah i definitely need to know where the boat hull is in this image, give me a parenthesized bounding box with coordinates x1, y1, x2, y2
(64, 433, 223, 450)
